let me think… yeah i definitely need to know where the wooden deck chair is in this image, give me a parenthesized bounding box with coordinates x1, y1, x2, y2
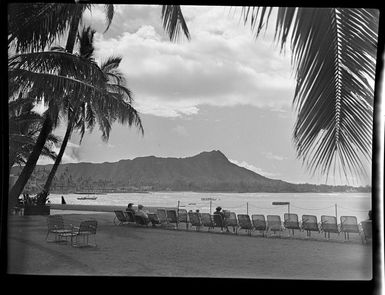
(321, 215, 340, 239)
(177, 209, 189, 230)
(148, 213, 161, 227)
(284, 213, 301, 236)
(266, 215, 284, 236)
(213, 213, 228, 232)
(156, 209, 168, 225)
(237, 214, 253, 236)
(360, 220, 372, 244)
(113, 210, 132, 225)
(46, 215, 72, 242)
(226, 212, 238, 234)
(188, 212, 202, 231)
(301, 215, 320, 237)
(251, 214, 267, 236)
(60, 220, 98, 247)
(340, 216, 360, 240)
(200, 213, 215, 231)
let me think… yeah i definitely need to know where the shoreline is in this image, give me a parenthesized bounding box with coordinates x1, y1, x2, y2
(49, 203, 177, 213)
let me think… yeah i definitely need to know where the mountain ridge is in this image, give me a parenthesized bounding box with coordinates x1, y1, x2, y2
(10, 150, 370, 193)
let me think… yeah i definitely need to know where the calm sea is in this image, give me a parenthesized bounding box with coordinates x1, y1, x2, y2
(49, 192, 372, 222)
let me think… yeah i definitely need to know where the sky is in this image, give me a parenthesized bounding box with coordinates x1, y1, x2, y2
(36, 5, 377, 186)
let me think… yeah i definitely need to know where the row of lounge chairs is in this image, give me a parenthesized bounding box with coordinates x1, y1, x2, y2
(113, 209, 372, 244)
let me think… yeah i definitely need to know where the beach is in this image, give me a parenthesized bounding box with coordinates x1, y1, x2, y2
(7, 206, 372, 280)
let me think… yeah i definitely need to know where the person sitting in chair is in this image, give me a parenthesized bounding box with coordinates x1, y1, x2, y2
(135, 204, 150, 225)
(213, 206, 228, 232)
(126, 203, 136, 214)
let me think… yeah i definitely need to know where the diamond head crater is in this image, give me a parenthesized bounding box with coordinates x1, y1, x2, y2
(10, 150, 370, 194)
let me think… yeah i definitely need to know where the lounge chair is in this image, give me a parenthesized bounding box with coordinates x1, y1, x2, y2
(59, 220, 98, 247)
(188, 212, 202, 231)
(360, 220, 372, 244)
(213, 213, 228, 232)
(226, 212, 239, 234)
(321, 215, 340, 239)
(134, 215, 150, 226)
(200, 213, 215, 231)
(340, 216, 360, 240)
(251, 214, 267, 236)
(266, 215, 284, 236)
(156, 209, 169, 225)
(301, 215, 320, 237)
(113, 210, 132, 225)
(284, 213, 301, 236)
(177, 209, 189, 230)
(46, 215, 72, 242)
(166, 209, 179, 229)
(237, 214, 253, 236)
(148, 213, 161, 227)
(124, 211, 135, 222)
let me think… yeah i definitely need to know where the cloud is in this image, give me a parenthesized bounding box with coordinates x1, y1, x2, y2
(229, 159, 279, 178)
(91, 5, 295, 118)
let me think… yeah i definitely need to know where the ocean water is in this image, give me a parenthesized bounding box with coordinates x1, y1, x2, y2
(49, 192, 372, 223)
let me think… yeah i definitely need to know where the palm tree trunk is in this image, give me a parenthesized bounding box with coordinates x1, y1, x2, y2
(8, 116, 53, 210)
(43, 113, 75, 193)
(8, 5, 83, 210)
(41, 6, 83, 195)
(65, 5, 82, 53)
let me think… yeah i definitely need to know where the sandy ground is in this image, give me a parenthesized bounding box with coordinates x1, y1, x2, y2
(6, 210, 372, 280)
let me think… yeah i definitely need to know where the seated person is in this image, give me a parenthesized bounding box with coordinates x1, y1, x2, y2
(213, 206, 228, 231)
(135, 204, 150, 224)
(214, 206, 225, 219)
(126, 203, 136, 214)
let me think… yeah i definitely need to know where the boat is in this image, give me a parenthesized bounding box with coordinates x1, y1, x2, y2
(201, 197, 217, 201)
(77, 196, 98, 200)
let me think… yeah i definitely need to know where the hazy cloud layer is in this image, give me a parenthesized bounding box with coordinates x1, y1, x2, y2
(85, 5, 295, 118)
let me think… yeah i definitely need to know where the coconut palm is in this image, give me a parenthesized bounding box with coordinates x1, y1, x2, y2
(239, 7, 378, 183)
(42, 27, 143, 195)
(8, 3, 114, 53)
(9, 97, 59, 173)
(8, 4, 190, 207)
(8, 3, 115, 208)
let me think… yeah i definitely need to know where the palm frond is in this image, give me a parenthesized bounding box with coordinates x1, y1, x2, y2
(8, 3, 82, 52)
(242, 7, 378, 182)
(9, 50, 104, 83)
(161, 5, 191, 42)
(100, 56, 123, 72)
(102, 4, 114, 33)
(78, 26, 96, 59)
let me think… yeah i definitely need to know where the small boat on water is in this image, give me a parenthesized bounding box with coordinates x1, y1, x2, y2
(201, 197, 217, 201)
(77, 196, 98, 200)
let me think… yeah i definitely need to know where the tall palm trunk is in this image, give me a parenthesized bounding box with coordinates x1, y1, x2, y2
(8, 116, 53, 210)
(8, 4, 83, 208)
(43, 105, 78, 193)
(41, 7, 83, 196)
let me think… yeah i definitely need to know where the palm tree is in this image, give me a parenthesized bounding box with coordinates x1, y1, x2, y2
(42, 27, 143, 195)
(8, 97, 59, 173)
(7, 3, 190, 208)
(239, 7, 378, 183)
(7, 3, 115, 208)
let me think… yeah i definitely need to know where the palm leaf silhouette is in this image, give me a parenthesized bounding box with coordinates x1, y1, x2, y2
(242, 7, 378, 182)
